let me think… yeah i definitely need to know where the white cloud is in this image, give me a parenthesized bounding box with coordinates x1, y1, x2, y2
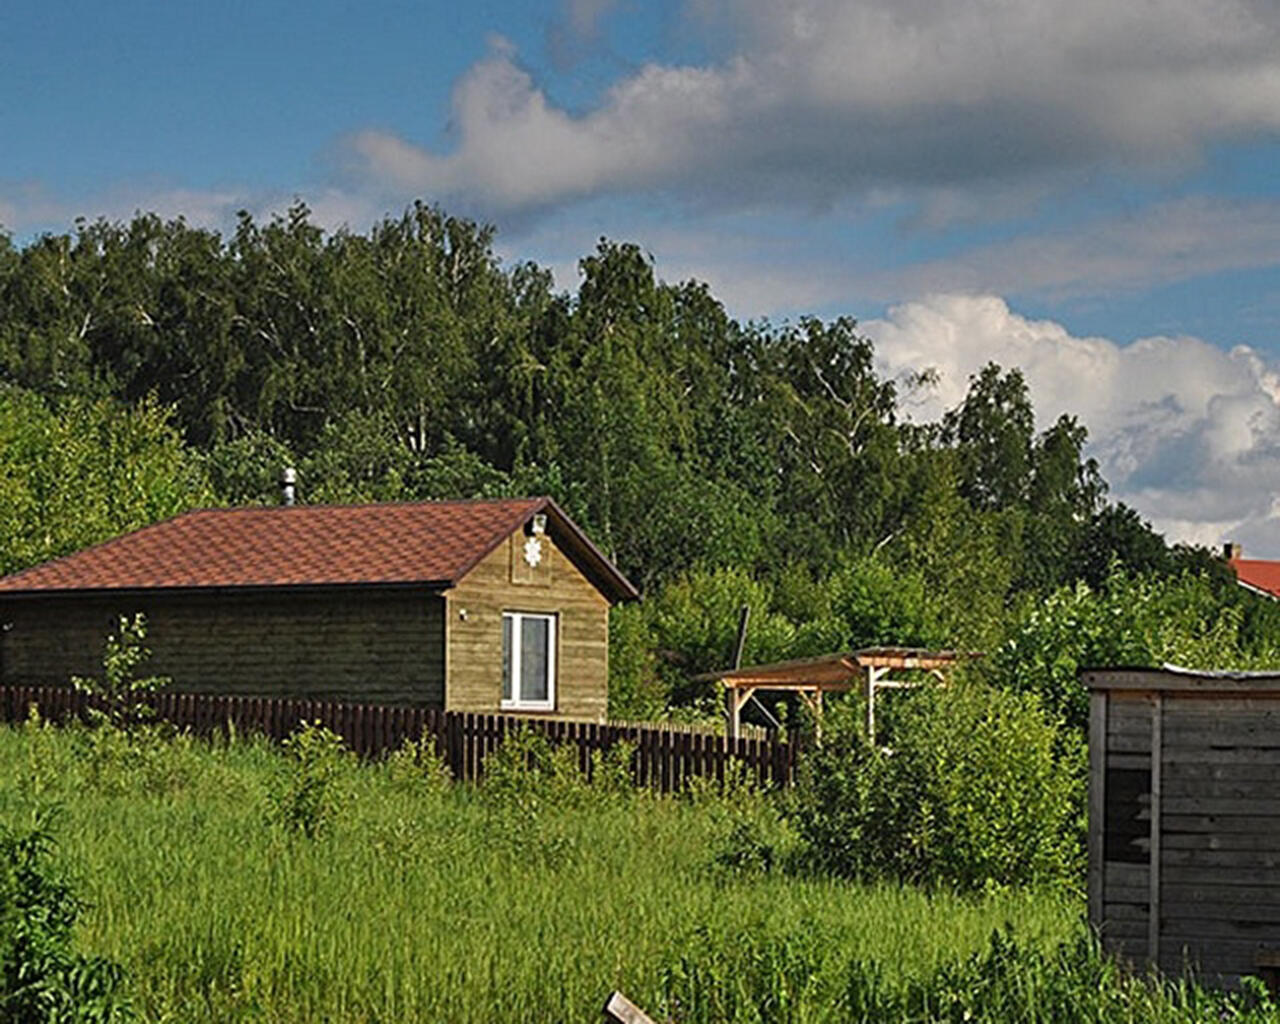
(506, 193, 1280, 326)
(347, 0, 1280, 216)
(564, 0, 618, 39)
(871, 197, 1280, 301)
(864, 293, 1280, 554)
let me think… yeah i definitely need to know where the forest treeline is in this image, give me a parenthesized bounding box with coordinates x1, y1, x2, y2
(2, 202, 1276, 719)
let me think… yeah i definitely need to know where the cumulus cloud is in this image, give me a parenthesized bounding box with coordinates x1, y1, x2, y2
(864, 294, 1280, 554)
(347, 0, 1280, 216)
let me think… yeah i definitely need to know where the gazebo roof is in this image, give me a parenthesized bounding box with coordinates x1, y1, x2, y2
(694, 647, 974, 690)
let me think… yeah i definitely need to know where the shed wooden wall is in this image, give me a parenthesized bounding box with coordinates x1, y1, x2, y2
(445, 528, 609, 720)
(0, 591, 445, 707)
(1091, 682, 1280, 986)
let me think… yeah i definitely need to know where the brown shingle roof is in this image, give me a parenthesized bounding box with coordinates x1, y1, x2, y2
(0, 497, 638, 602)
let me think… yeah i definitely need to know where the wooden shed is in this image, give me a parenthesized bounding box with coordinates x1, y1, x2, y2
(0, 497, 637, 720)
(1085, 665, 1280, 986)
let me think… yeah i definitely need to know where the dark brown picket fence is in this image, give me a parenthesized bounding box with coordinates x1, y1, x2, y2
(0, 685, 796, 791)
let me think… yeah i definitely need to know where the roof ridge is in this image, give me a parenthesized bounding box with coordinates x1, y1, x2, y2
(176, 495, 548, 515)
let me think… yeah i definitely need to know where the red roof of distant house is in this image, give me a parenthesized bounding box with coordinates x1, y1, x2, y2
(1230, 558, 1280, 600)
(0, 498, 638, 603)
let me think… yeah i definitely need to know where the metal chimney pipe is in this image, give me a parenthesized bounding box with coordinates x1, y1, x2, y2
(281, 466, 297, 506)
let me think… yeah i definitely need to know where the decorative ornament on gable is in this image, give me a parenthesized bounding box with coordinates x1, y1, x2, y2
(523, 536, 543, 567)
(522, 512, 548, 567)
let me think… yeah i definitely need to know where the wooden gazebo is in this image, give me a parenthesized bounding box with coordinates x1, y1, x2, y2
(697, 647, 972, 739)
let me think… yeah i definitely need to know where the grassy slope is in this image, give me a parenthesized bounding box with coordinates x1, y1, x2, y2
(0, 723, 1082, 1022)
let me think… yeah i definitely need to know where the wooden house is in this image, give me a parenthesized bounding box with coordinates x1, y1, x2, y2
(1085, 665, 1280, 987)
(0, 498, 637, 719)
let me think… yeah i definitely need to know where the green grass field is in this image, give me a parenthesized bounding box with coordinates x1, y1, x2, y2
(0, 721, 1269, 1023)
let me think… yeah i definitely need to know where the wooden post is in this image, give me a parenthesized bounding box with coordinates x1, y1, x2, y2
(725, 686, 752, 740)
(732, 605, 750, 669)
(1087, 689, 1107, 935)
(724, 605, 752, 742)
(863, 665, 880, 740)
(1148, 691, 1163, 965)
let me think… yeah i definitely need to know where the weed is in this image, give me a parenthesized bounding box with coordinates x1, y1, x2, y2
(0, 812, 132, 1023)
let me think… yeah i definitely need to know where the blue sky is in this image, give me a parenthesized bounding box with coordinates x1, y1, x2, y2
(6, 0, 1280, 553)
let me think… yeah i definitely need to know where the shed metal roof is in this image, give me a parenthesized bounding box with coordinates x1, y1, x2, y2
(1083, 664, 1280, 693)
(0, 497, 639, 603)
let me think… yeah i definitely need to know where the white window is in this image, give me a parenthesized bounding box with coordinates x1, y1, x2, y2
(501, 611, 556, 711)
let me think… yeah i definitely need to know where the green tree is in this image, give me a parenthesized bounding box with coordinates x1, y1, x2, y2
(0, 387, 210, 575)
(941, 363, 1035, 511)
(754, 316, 902, 566)
(993, 566, 1270, 732)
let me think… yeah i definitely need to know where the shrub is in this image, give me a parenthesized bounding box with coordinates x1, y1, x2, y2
(482, 728, 633, 811)
(268, 721, 351, 838)
(790, 684, 1083, 890)
(0, 816, 132, 1022)
(70, 722, 199, 797)
(696, 761, 798, 876)
(383, 734, 452, 796)
(633, 567, 798, 707)
(71, 613, 171, 731)
(65, 617, 195, 796)
(994, 565, 1273, 733)
(606, 603, 666, 720)
(588, 740, 636, 798)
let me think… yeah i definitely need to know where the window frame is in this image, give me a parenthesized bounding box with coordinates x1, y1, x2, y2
(501, 610, 557, 712)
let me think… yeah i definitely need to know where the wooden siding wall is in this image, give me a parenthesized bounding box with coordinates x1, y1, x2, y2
(0, 591, 445, 707)
(1095, 693, 1154, 963)
(1092, 689, 1280, 986)
(446, 530, 609, 719)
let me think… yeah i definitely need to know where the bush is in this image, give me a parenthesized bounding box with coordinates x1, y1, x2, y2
(607, 602, 666, 720)
(71, 613, 171, 731)
(790, 684, 1083, 890)
(480, 730, 637, 871)
(383, 734, 452, 796)
(0, 816, 132, 1022)
(482, 729, 635, 809)
(994, 566, 1271, 732)
(630, 567, 798, 708)
(268, 721, 351, 838)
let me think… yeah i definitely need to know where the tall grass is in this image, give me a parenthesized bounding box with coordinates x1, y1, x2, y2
(0, 722, 1266, 1022)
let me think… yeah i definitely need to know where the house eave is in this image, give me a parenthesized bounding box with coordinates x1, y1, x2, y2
(1235, 578, 1280, 601)
(0, 580, 455, 602)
